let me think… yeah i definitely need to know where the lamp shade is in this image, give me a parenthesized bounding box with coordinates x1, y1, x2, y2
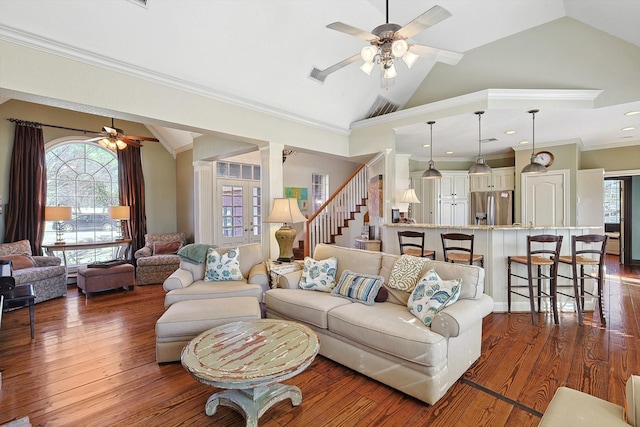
(265, 198, 307, 224)
(44, 206, 72, 221)
(108, 206, 130, 220)
(400, 189, 421, 204)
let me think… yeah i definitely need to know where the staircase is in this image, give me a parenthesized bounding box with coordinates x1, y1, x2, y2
(303, 164, 368, 257)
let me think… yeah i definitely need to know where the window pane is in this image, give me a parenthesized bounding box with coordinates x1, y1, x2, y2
(217, 162, 228, 177)
(253, 166, 261, 180)
(229, 163, 241, 178)
(242, 164, 252, 179)
(45, 142, 119, 265)
(604, 180, 620, 223)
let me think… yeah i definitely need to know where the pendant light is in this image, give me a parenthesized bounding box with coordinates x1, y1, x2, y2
(468, 111, 492, 175)
(422, 121, 442, 179)
(521, 109, 547, 174)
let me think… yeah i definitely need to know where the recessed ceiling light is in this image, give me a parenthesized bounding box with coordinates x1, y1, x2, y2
(505, 130, 516, 135)
(625, 111, 640, 116)
(422, 144, 430, 148)
(622, 126, 636, 131)
(519, 140, 529, 145)
(445, 151, 453, 155)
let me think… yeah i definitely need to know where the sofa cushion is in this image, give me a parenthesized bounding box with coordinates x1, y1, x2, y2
(299, 256, 338, 292)
(423, 260, 484, 300)
(408, 270, 462, 327)
(327, 302, 448, 368)
(164, 280, 263, 307)
(0, 254, 36, 270)
(388, 255, 428, 292)
(153, 241, 182, 255)
(205, 247, 243, 281)
(314, 243, 383, 280)
(266, 288, 352, 329)
(331, 270, 384, 306)
(137, 254, 180, 267)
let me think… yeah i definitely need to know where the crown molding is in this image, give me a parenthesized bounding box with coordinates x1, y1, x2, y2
(0, 25, 350, 137)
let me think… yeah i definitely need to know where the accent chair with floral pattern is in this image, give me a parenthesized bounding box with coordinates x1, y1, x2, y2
(134, 233, 187, 285)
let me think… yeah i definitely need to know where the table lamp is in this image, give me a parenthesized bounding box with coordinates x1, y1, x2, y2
(45, 206, 73, 244)
(264, 198, 307, 262)
(400, 188, 421, 221)
(108, 205, 130, 240)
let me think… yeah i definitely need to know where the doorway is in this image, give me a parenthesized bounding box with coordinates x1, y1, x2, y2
(217, 179, 261, 247)
(604, 177, 633, 265)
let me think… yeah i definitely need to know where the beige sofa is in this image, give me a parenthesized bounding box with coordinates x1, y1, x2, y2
(539, 375, 639, 426)
(162, 243, 269, 308)
(265, 243, 493, 405)
(0, 240, 66, 304)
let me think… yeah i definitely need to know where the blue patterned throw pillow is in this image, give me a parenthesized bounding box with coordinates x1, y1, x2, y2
(331, 270, 384, 305)
(299, 256, 338, 292)
(204, 247, 243, 281)
(407, 269, 462, 326)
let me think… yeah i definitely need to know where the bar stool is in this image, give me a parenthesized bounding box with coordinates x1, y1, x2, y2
(556, 234, 608, 326)
(507, 235, 563, 325)
(441, 233, 484, 267)
(397, 231, 435, 259)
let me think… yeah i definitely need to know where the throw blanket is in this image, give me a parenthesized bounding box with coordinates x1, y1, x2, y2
(177, 243, 217, 264)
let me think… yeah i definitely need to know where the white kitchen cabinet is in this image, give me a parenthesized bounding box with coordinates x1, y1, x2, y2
(438, 172, 469, 226)
(440, 172, 469, 198)
(470, 167, 515, 192)
(439, 198, 469, 226)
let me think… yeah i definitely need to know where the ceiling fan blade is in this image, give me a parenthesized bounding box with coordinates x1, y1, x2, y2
(409, 44, 463, 65)
(120, 136, 143, 147)
(396, 5, 452, 39)
(123, 134, 159, 142)
(326, 22, 379, 42)
(309, 54, 362, 83)
(83, 136, 103, 143)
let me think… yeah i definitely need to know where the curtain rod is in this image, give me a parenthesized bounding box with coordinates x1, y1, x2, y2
(7, 118, 98, 134)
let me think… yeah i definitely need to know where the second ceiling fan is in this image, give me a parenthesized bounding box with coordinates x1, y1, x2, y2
(85, 118, 159, 150)
(310, 2, 463, 84)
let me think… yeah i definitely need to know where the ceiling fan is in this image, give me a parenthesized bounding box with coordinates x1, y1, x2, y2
(84, 118, 159, 150)
(309, 2, 463, 84)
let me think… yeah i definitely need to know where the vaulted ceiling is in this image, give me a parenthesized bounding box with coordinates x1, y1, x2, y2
(0, 0, 638, 160)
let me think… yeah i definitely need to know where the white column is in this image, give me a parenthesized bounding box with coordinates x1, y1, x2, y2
(395, 153, 412, 214)
(193, 160, 214, 244)
(260, 143, 284, 260)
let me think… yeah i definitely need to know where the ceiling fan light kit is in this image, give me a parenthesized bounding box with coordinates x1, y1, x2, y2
(422, 121, 442, 179)
(84, 118, 159, 151)
(468, 111, 492, 176)
(521, 109, 548, 174)
(309, 3, 463, 84)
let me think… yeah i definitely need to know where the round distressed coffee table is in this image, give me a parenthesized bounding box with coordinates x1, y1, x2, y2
(181, 319, 319, 426)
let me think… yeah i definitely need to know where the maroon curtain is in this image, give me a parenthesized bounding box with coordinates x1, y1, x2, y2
(3, 121, 47, 254)
(117, 147, 147, 263)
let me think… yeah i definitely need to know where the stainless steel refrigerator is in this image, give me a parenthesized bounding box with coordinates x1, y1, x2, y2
(470, 191, 514, 226)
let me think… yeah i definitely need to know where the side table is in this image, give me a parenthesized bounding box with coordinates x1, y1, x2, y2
(1, 284, 36, 339)
(266, 260, 302, 288)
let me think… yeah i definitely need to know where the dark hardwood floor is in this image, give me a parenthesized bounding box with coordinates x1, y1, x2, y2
(1, 256, 639, 426)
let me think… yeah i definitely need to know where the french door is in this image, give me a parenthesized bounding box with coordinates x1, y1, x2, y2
(217, 180, 261, 247)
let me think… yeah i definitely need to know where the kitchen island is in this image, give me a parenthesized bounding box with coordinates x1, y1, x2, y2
(384, 224, 603, 313)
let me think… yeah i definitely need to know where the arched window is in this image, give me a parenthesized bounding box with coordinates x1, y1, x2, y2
(45, 140, 120, 265)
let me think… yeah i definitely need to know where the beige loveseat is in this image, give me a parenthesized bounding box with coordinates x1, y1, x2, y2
(0, 240, 67, 304)
(162, 243, 269, 308)
(265, 243, 494, 405)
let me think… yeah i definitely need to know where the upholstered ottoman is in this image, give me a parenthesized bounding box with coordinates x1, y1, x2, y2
(77, 264, 135, 298)
(155, 296, 262, 363)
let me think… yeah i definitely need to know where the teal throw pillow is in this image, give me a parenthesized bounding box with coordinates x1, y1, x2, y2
(331, 270, 384, 305)
(407, 269, 462, 327)
(299, 256, 338, 292)
(204, 247, 243, 281)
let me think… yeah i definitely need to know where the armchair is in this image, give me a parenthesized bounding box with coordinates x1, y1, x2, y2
(0, 239, 66, 303)
(134, 233, 187, 285)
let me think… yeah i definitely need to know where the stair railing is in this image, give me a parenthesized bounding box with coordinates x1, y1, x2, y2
(304, 163, 367, 257)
